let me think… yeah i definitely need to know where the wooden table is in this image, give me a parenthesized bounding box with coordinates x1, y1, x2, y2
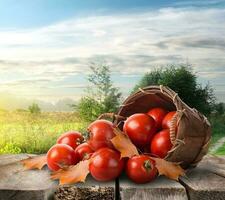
(0, 154, 225, 200)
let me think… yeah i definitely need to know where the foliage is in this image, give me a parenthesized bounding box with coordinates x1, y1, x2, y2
(77, 63, 121, 121)
(28, 103, 41, 114)
(215, 145, 225, 155)
(213, 102, 225, 116)
(15, 109, 28, 113)
(132, 64, 215, 116)
(0, 109, 224, 155)
(209, 113, 225, 141)
(0, 111, 87, 154)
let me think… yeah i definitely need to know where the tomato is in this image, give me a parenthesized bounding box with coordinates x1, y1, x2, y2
(88, 120, 115, 150)
(150, 129, 172, 158)
(123, 113, 156, 147)
(75, 142, 94, 161)
(47, 144, 78, 171)
(57, 131, 83, 150)
(147, 107, 167, 130)
(89, 147, 124, 181)
(162, 111, 176, 129)
(126, 155, 157, 184)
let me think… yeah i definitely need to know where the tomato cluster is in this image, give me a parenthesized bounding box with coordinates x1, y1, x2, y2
(122, 108, 176, 183)
(124, 108, 176, 158)
(46, 120, 124, 182)
(46, 108, 176, 184)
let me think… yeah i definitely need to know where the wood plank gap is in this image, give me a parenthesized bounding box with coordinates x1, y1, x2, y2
(179, 178, 191, 200)
(115, 178, 120, 200)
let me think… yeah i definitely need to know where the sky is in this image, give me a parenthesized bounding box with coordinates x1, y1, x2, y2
(0, 0, 225, 106)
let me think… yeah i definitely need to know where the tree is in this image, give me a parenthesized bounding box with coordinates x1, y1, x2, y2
(132, 64, 215, 116)
(28, 103, 41, 114)
(214, 102, 225, 115)
(77, 63, 121, 121)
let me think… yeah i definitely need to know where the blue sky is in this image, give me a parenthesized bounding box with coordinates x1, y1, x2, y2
(1, 0, 225, 28)
(0, 0, 225, 104)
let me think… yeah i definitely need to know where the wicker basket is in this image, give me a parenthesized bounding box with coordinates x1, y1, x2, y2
(114, 85, 211, 168)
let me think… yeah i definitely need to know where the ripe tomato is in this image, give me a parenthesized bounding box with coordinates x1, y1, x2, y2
(126, 155, 157, 184)
(88, 120, 115, 150)
(150, 129, 172, 158)
(147, 107, 167, 130)
(123, 113, 156, 147)
(57, 131, 83, 150)
(75, 142, 94, 161)
(89, 147, 124, 181)
(162, 111, 176, 129)
(47, 144, 78, 171)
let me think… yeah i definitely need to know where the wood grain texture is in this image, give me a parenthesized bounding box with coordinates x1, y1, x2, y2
(0, 154, 57, 200)
(198, 155, 225, 177)
(0, 154, 115, 200)
(180, 168, 225, 200)
(119, 175, 188, 200)
(1, 154, 225, 200)
(0, 154, 30, 166)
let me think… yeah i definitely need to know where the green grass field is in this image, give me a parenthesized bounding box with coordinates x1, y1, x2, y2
(0, 110, 224, 155)
(208, 115, 225, 155)
(0, 111, 88, 154)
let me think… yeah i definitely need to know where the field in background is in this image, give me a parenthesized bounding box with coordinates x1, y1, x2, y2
(0, 110, 224, 155)
(209, 116, 225, 155)
(0, 111, 88, 154)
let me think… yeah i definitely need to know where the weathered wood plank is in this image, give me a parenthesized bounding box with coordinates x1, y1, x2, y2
(1, 154, 225, 200)
(54, 176, 115, 200)
(198, 155, 225, 177)
(0, 154, 57, 200)
(119, 175, 188, 200)
(0, 154, 115, 200)
(180, 168, 225, 200)
(200, 155, 225, 167)
(0, 154, 31, 166)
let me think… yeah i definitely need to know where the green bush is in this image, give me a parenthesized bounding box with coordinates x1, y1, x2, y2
(28, 103, 41, 114)
(132, 64, 215, 116)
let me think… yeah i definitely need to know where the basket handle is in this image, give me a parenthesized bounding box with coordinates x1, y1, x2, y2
(98, 113, 126, 122)
(169, 110, 185, 144)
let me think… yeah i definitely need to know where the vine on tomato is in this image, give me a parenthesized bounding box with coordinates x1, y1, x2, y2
(89, 147, 124, 181)
(57, 131, 83, 150)
(88, 120, 115, 150)
(147, 107, 167, 130)
(47, 144, 78, 171)
(75, 142, 94, 161)
(150, 129, 172, 158)
(162, 111, 176, 129)
(126, 155, 157, 184)
(123, 113, 156, 147)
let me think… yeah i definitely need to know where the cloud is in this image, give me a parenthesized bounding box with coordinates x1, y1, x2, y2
(197, 71, 225, 79)
(0, 6, 225, 101)
(155, 37, 225, 50)
(173, 0, 225, 7)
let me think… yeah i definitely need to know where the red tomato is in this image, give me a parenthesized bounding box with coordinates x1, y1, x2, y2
(89, 148, 124, 181)
(75, 142, 94, 161)
(88, 120, 115, 150)
(162, 111, 176, 129)
(47, 144, 78, 171)
(57, 131, 83, 150)
(126, 155, 157, 184)
(150, 129, 172, 158)
(123, 113, 156, 147)
(147, 107, 167, 130)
